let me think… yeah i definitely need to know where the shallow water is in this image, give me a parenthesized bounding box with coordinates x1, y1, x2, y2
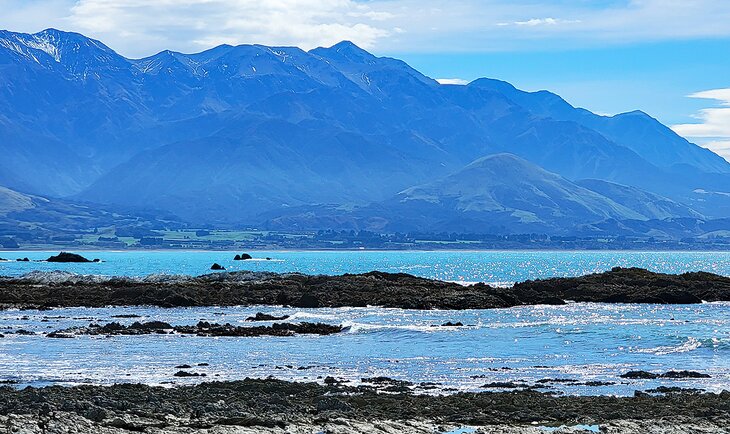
(2, 250, 730, 285)
(1, 302, 728, 395)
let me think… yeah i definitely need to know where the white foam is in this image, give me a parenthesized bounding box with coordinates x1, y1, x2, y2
(634, 337, 702, 355)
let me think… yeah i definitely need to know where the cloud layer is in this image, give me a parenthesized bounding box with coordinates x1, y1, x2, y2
(3, 0, 730, 57)
(673, 89, 730, 161)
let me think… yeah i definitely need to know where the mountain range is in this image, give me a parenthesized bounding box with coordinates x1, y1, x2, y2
(1, 28, 730, 236)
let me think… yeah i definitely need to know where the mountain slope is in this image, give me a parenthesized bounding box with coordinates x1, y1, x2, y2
(470, 78, 730, 174)
(265, 154, 698, 234)
(1, 29, 729, 228)
(576, 179, 704, 220)
(0, 185, 181, 242)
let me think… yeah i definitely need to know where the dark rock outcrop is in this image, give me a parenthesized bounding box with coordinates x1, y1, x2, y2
(47, 252, 92, 263)
(1, 267, 729, 310)
(174, 371, 206, 377)
(512, 267, 730, 305)
(661, 371, 711, 379)
(246, 312, 290, 322)
(210, 263, 225, 270)
(0, 378, 727, 430)
(441, 322, 464, 327)
(621, 370, 711, 380)
(47, 321, 343, 338)
(234, 254, 253, 261)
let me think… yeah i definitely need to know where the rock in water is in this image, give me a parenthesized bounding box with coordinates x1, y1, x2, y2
(16, 257, 30, 262)
(246, 312, 290, 321)
(174, 370, 206, 377)
(441, 321, 464, 327)
(210, 263, 225, 270)
(234, 253, 253, 260)
(621, 371, 659, 379)
(661, 371, 711, 379)
(47, 252, 91, 263)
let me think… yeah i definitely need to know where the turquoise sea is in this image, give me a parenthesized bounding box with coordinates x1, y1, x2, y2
(2, 250, 730, 284)
(1, 250, 729, 395)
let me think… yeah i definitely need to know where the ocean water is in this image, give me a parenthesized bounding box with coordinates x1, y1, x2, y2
(1, 302, 728, 395)
(2, 250, 730, 285)
(1, 250, 729, 395)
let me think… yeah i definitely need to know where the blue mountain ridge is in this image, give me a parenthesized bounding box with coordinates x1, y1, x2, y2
(1, 28, 729, 234)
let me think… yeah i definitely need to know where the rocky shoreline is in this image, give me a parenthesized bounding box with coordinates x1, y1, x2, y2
(46, 320, 343, 338)
(0, 267, 728, 310)
(0, 379, 728, 433)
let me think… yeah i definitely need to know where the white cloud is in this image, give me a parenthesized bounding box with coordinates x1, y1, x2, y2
(55, 0, 394, 57)
(436, 78, 469, 85)
(3, 0, 730, 56)
(672, 88, 730, 161)
(501, 17, 581, 27)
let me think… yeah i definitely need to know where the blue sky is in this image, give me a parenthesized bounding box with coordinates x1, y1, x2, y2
(1, 0, 729, 158)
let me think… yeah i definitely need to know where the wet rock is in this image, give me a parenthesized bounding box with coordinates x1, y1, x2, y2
(46, 332, 74, 338)
(47, 252, 91, 263)
(0, 378, 727, 431)
(481, 382, 527, 389)
(2, 267, 729, 310)
(578, 381, 616, 387)
(323, 376, 340, 385)
(361, 377, 413, 392)
(16, 257, 29, 262)
(234, 253, 253, 260)
(621, 371, 659, 379)
(294, 294, 320, 308)
(621, 370, 711, 380)
(246, 312, 290, 321)
(49, 321, 343, 338)
(129, 320, 173, 330)
(175, 364, 192, 369)
(514, 267, 729, 305)
(661, 370, 711, 379)
(15, 329, 34, 335)
(536, 378, 578, 384)
(173, 370, 206, 377)
(161, 294, 197, 308)
(210, 263, 225, 270)
(316, 396, 353, 413)
(648, 386, 706, 394)
(441, 321, 464, 327)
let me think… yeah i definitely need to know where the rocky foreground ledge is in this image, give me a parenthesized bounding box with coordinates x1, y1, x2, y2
(0, 379, 728, 433)
(0, 267, 729, 310)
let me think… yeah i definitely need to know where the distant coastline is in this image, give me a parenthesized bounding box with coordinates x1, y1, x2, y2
(2, 228, 730, 252)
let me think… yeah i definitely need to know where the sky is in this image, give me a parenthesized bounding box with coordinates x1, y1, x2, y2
(1, 0, 729, 159)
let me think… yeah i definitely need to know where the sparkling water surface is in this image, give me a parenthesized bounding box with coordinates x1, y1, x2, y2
(1, 250, 729, 395)
(2, 250, 730, 284)
(0, 303, 728, 395)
